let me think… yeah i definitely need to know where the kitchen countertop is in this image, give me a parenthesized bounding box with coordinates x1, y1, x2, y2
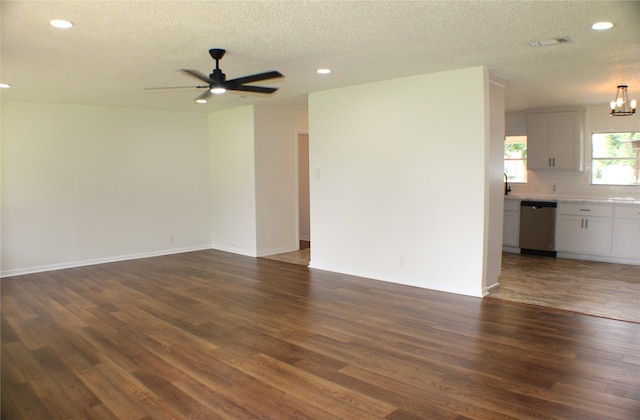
(505, 195, 640, 205)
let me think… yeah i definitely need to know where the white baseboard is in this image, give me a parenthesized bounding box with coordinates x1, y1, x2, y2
(0, 245, 213, 278)
(502, 246, 521, 254)
(210, 244, 305, 258)
(502, 246, 638, 266)
(211, 244, 257, 257)
(482, 281, 500, 297)
(256, 245, 299, 257)
(556, 251, 639, 266)
(307, 261, 484, 298)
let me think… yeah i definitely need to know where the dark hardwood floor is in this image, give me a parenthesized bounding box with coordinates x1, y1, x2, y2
(2, 250, 639, 419)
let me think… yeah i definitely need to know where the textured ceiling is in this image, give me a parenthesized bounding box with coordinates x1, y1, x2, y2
(1, 0, 639, 114)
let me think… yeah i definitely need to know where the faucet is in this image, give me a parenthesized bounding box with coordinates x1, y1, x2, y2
(504, 173, 511, 196)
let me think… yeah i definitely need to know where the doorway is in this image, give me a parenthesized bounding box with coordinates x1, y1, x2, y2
(297, 132, 310, 251)
(260, 131, 310, 266)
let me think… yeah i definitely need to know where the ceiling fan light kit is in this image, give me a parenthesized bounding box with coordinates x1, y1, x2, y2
(610, 85, 637, 116)
(210, 87, 227, 95)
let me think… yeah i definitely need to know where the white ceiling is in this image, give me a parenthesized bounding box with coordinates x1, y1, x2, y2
(1, 1, 639, 114)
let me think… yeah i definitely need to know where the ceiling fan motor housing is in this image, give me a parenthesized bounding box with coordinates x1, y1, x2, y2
(210, 69, 226, 84)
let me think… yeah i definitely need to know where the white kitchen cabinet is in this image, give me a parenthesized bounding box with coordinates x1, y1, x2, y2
(503, 199, 520, 247)
(556, 203, 613, 256)
(612, 205, 640, 260)
(527, 110, 584, 171)
(556, 215, 584, 252)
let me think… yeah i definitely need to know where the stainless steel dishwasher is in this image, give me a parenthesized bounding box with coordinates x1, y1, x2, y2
(519, 200, 557, 257)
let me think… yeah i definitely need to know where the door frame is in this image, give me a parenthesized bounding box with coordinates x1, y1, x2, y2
(294, 130, 310, 249)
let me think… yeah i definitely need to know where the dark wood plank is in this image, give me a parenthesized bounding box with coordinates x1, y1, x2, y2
(1, 249, 639, 419)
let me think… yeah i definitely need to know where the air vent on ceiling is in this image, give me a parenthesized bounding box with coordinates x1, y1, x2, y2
(528, 37, 571, 47)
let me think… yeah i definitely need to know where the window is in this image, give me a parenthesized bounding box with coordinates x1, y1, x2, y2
(591, 132, 640, 185)
(504, 135, 527, 182)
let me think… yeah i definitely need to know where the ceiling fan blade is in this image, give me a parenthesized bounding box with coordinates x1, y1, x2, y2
(227, 71, 284, 86)
(181, 69, 214, 84)
(144, 85, 208, 90)
(228, 85, 278, 94)
(196, 89, 213, 101)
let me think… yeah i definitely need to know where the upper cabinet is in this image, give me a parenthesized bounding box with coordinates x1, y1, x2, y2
(527, 109, 584, 171)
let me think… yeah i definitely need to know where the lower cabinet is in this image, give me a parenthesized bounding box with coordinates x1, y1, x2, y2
(505, 200, 639, 264)
(556, 203, 613, 256)
(612, 205, 640, 260)
(503, 199, 520, 247)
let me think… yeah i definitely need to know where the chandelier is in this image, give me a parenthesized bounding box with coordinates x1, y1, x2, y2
(610, 85, 637, 116)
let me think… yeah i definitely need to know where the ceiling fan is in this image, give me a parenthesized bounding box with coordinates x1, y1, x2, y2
(147, 48, 284, 102)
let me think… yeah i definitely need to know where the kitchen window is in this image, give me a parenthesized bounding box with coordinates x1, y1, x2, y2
(591, 132, 640, 185)
(504, 135, 527, 183)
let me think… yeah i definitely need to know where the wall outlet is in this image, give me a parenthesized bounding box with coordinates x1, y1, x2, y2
(169, 236, 174, 244)
(553, 185, 557, 192)
(399, 256, 405, 267)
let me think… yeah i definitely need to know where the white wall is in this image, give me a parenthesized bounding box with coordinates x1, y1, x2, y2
(506, 107, 640, 200)
(209, 105, 308, 257)
(1, 102, 211, 276)
(209, 106, 257, 256)
(254, 106, 308, 256)
(2, 101, 310, 274)
(308, 67, 493, 297)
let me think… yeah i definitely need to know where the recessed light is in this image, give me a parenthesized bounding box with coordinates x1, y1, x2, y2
(317, 68, 332, 74)
(0, 83, 11, 89)
(195, 99, 207, 104)
(50, 19, 74, 29)
(591, 21, 614, 30)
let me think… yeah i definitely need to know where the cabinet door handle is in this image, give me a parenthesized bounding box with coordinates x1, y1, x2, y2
(580, 209, 591, 212)
(585, 219, 589, 229)
(552, 157, 556, 167)
(581, 218, 584, 229)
